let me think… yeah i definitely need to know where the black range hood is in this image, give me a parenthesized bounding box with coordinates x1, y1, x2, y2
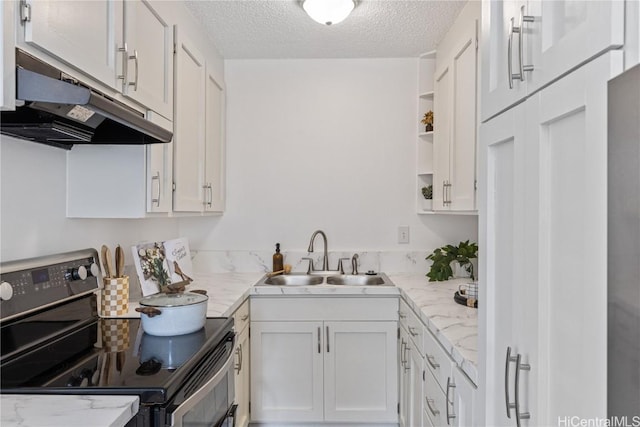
(0, 50, 172, 150)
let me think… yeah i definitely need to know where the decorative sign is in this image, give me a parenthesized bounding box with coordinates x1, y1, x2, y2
(131, 238, 194, 296)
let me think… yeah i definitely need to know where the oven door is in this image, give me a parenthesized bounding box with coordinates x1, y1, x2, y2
(169, 344, 236, 427)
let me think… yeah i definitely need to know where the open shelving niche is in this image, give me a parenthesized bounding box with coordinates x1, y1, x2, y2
(416, 51, 436, 214)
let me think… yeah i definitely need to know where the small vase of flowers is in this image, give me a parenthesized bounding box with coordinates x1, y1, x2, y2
(421, 110, 434, 132)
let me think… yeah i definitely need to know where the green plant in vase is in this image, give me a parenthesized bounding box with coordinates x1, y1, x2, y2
(426, 240, 478, 281)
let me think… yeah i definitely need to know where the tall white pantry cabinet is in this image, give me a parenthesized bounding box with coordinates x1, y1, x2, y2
(479, 1, 635, 426)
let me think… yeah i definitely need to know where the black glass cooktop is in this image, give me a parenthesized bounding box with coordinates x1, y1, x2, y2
(0, 297, 232, 404)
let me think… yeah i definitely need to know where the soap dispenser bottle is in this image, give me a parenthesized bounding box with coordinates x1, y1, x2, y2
(273, 243, 284, 272)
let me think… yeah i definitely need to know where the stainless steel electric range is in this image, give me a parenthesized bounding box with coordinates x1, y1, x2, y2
(0, 248, 236, 427)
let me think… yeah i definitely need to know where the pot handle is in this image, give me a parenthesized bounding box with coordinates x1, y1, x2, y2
(135, 307, 162, 317)
(190, 289, 208, 296)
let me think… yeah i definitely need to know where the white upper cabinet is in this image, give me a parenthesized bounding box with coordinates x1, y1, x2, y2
(172, 27, 206, 212)
(20, 0, 173, 118)
(173, 26, 226, 214)
(433, 1, 479, 212)
(481, 0, 624, 121)
(22, 0, 123, 90)
(121, 0, 174, 119)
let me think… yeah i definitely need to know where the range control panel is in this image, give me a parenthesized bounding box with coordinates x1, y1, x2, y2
(0, 249, 101, 321)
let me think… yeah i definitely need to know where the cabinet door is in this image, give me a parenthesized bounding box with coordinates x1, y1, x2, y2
(450, 368, 476, 427)
(24, 0, 122, 90)
(204, 69, 225, 213)
(533, 51, 622, 424)
(122, 0, 173, 119)
(399, 328, 410, 427)
(145, 112, 173, 213)
(250, 321, 324, 422)
(324, 321, 398, 423)
(408, 343, 423, 427)
(234, 326, 250, 427)
(1, 0, 15, 111)
(526, 0, 624, 95)
(449, 21, 478, 211)
(481, 0, 528, 121)
(433, 64, 451, 211)
(172, 28, 206, 212)
(479, 100, 535, 427)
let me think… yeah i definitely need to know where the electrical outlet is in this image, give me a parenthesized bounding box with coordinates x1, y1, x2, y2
(398, 226, 410, 244)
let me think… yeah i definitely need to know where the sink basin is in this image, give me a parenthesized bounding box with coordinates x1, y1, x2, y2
(264, 274, 323, 286)
(326, 274, 386, 286)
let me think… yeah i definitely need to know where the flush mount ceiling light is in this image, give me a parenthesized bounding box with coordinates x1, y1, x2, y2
(302, 0, 356, 26)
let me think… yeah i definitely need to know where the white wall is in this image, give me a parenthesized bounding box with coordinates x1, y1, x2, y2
(0, 137, 179, 262)
(179, 58, 478, 252)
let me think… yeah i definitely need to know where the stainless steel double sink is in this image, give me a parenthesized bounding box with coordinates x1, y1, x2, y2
(255, 272, 393, 287)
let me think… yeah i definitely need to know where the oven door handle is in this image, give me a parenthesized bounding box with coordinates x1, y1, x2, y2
(170, 348, 235, 427)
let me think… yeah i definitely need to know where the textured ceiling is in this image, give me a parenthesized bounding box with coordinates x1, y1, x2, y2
(184, 0, 467, 59)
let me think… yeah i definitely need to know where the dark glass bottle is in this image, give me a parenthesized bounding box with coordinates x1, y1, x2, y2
(273, 243, 284, 272)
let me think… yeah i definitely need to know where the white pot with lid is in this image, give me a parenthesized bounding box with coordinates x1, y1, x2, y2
(135, 291, 208, 336)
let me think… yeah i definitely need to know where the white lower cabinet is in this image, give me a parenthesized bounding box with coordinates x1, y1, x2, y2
(250, 297, 398, 424)
(232, 300, 250, 427)
(449, 367, 476, 427)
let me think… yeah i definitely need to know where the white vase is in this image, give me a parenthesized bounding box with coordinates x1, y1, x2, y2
(422, 199, 432, 211)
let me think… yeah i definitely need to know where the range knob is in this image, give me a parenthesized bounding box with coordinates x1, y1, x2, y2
(86, 262, 101, 278)
(66, 266, 88, 281)
(0, 281, 14, 301)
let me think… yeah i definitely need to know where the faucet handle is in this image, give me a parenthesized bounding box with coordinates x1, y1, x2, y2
(337, 258, 350, 274)
(301, 257, 315, 274)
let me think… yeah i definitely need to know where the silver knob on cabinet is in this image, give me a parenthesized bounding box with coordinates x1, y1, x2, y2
(0, 281, 14, 301)
(66, 266, 88, 281)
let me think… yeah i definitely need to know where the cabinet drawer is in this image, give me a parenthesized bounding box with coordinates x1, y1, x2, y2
(251, 297, 398, 321)
(233, 298, 250, 334)
(424, 329, 454, 393)
(399, 299, 424, 353)
(424, 367, 448, 427)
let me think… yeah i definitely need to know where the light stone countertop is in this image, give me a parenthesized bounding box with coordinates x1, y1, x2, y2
(4, 272, 477, 426)
(0, 394, 139, 427)
(120, 272, 478, 381)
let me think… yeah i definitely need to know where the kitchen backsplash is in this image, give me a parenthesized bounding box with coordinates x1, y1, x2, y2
(190, 250, 431, 275)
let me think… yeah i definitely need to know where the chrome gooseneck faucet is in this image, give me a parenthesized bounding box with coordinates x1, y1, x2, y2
(307, 230, 329, 271)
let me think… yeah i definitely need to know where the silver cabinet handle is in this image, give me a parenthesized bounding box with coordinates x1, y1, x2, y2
(427, 354, 440, 369)
(399, 311, 406, 319)
(326, 325, 330, 353)
(234, 343, 242, 374)
(505, 346, 517, 418)
(515, 353, 531, 427)
(400, 339, 406, 367)
(508, 17, 516, 89)
(117, 43, 128, 84)
(442, 181, 447, 205)
(426, 397, 440, 417)
(317, 326, 321, 354)
(128, 49, 139, 91)
(403, 344, 410, 372)
(207, 183, 213, 207)
(517, 5, 535, 81)
(408, 326, 418, 337)
(151, 172, 161, 207)
(240, 314, 249, 321)
(446, 376, 456, 425)
(202, 184, 213, 207)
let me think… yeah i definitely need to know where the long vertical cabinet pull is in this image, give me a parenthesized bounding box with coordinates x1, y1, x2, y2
(505, 347, 517, 418)
(508, 17, 516, 89)
(403, 344, 410, 372)
(400, 339, 406, 368)
(128, 50, 139, 91)
(446, 376, 456, 425)
(317, 327, 321, 354)
(151, 172, 161, 207)
(516, 6, 535, 81)
(326, 326, 330, 353)
(505, 346, 531, 426)
(514, 354, 531, 426)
